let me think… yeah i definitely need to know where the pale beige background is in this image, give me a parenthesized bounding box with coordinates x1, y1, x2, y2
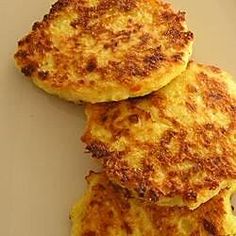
(0, 1, 236, 236)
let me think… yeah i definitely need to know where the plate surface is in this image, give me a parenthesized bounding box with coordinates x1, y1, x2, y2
(0, 0, 236, 235)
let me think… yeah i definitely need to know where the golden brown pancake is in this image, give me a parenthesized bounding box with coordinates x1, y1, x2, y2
(70, 172, 236, 236)
(14, 0, 193, 103)
(82, 62, 236, 209)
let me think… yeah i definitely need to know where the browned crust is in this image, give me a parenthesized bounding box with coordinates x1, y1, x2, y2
(74, 172, 232, 235)
(82, 62, 236, 207)
(14, 0, 193, 96)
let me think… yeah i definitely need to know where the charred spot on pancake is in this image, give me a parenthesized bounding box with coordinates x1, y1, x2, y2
(82, 231, 96, 236)
(128, 114, 139, 124)
(86, 58, 97, 72)
(21, 64, 37, 77)
(86, 141, 111, 158)
(15, 50, 28, 59)
(38, 71, 49, 80)
(202, 219, 217, 235)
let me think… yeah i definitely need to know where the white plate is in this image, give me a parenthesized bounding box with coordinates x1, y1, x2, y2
(1, 0, 236, 235)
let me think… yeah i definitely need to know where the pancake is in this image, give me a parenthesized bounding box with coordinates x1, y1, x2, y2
(14, 0, 193, 103)
(82, 61, 236, 209)
(70, 172, 236, 236)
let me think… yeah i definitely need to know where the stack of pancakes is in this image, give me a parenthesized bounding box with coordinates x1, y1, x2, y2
(14, 0, 236, 235)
